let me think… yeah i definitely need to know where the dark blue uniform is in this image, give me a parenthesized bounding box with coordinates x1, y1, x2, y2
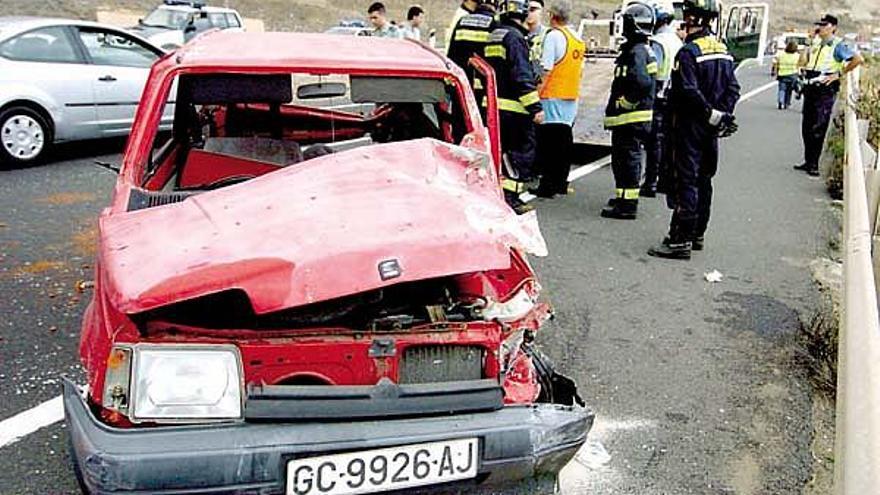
(666, 30, 740, 240)
(484, 18, 542, 187)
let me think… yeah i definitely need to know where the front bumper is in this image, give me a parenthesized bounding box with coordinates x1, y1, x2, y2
(64, 379, 593, 494)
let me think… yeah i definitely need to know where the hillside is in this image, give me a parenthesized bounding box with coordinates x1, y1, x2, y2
(6, 0, 878, 38)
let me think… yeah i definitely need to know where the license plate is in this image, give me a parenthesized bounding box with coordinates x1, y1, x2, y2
(286, 438, 479, 495)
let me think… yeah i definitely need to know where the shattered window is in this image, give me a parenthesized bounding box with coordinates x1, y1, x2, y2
(141, 71, 469, 191)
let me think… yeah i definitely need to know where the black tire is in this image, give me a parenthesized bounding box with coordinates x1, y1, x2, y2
(0, 105, 53, 167)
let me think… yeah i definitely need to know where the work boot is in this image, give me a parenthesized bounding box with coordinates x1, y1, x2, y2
(692, 236, 704, 251)
(527, 186, 557, 198)
(793, 163, 811, 171)
(639, 183, 657, 198)
(505, 191, 534, 215)
(600, 199, 637, 220)
(647, 236, 692, 260)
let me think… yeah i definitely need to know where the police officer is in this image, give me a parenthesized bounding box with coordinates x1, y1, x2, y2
(600, 2, 657, 220)
(648, 0, 739, 259)
(526, 0, 547, 82)
(640, 0, 682, 197)
(484, 0, 545, 214)
(793, 14, 863, 176)
(773, 41, 800, 110)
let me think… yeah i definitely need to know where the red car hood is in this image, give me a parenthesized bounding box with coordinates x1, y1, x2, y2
(101, 139, 547, 314)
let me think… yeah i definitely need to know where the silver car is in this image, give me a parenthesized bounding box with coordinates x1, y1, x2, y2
(0, 17, 168, 165)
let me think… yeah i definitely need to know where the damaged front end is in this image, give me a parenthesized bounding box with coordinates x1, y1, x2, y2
(68, 250, 593, 494)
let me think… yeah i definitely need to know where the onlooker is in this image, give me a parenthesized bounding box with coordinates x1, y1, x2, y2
(772, 41, 800, 110)
(794, 14, 863, 176)
(445, 0, 478, 52)
(368, 2, 402, 38)
(401, 5, 425, 41)
(531, 0, 584, 198)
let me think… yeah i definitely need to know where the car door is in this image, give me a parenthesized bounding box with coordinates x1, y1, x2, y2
(0, 25, 99, 141)
(721, 2, 770, 64)
(73, 26, 164, 136)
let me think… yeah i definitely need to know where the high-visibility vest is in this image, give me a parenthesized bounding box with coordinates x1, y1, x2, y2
(539, 26, 585, 100)
(807, 37, 845, 75)
(652, 30, 682, 82)
(776, 51, 800, 77)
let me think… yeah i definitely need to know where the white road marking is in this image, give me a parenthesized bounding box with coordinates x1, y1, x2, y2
(522, 155, 612, 203)
(739, 81, 777, 104)
(0, 395, 64, 449)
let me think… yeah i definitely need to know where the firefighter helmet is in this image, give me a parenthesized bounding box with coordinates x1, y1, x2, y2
(499, 0, 529, 21)
(682, 0, 720, 23)
(622, 2, 656, 38)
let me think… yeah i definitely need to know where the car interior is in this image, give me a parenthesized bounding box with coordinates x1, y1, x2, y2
(133, 72, 471, 208)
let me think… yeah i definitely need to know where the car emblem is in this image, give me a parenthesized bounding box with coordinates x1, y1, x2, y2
(378, 259, 402, 281)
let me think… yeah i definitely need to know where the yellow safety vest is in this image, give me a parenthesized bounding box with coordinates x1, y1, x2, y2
(776, 51, 800, 77)
(807, 37, 845, 75)
(540, 26, 585, 100)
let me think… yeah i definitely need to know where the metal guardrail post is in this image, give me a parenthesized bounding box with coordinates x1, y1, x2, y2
(834, 66, 880, 495)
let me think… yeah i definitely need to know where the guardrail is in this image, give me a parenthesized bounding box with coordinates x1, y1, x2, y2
(834, 66, 880, 495)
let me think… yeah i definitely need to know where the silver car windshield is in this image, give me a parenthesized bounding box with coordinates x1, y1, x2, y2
(141, 8, 190, 29)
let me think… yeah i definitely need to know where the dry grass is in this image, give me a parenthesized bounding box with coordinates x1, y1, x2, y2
(34, 191, 97, 206)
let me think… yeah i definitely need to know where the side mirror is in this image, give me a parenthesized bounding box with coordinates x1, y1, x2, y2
(296, 82, 347, 100)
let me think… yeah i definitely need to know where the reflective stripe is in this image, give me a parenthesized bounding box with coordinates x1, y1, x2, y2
(646, 62, 658, 74)
(519, 91, 540, 107)
(615, 65, 628, 77)
(695, 53, 734, 63)
(454, 29, 490, 42)
(502, 178, 526, 192)
(482, 96, 529, 114)
(484, 45, 506, 58)
(693, 36, 728, 56)
(604, 110, 653, 127)
(615, 188, 640, 199)
(473, 78, 484, 90)
(616, 97, 638, 110)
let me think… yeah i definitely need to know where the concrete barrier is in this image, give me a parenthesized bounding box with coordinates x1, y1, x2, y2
(834, 66, 880, 495)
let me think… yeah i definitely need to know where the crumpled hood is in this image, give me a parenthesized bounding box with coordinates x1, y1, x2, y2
(102, 138, 547, 315)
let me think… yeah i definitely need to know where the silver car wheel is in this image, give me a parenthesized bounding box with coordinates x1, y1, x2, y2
(2, 114, 45, 161)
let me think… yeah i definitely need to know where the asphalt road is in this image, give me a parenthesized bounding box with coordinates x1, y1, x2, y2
(0, 63, 832, 494)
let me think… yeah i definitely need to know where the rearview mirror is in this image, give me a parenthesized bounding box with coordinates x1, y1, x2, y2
(297, 82, 347, 100)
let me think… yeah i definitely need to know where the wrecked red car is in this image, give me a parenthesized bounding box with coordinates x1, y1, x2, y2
(64, 31, 593, 494)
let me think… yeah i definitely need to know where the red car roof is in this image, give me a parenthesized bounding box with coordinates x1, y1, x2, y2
(176, 31, 452, 74)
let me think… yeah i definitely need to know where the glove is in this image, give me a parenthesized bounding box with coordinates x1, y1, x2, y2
(708, 109, 738, 138)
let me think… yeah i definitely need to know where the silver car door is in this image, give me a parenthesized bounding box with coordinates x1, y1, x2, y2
(74, 27, 163, 136)
(0, 25, 99, 141)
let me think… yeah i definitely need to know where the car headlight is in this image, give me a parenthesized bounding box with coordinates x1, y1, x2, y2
(130, 345, 243, 423)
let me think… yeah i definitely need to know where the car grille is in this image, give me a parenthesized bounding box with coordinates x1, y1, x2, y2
(399, 345, 484, 384)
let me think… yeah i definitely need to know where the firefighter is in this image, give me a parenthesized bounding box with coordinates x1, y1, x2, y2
(484, 0, 545, 214)
(793, 14, 863, 176)
(640, 0, 682, 197)
(445, 0, 478, 51)
(447, 0, 497, 141)
(600, 2, 657, 220)
(648, 0, 740, 259)
(447, 0, 497, 90)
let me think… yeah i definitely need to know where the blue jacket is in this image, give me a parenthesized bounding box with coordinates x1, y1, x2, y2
(670, 29, 740, 121)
